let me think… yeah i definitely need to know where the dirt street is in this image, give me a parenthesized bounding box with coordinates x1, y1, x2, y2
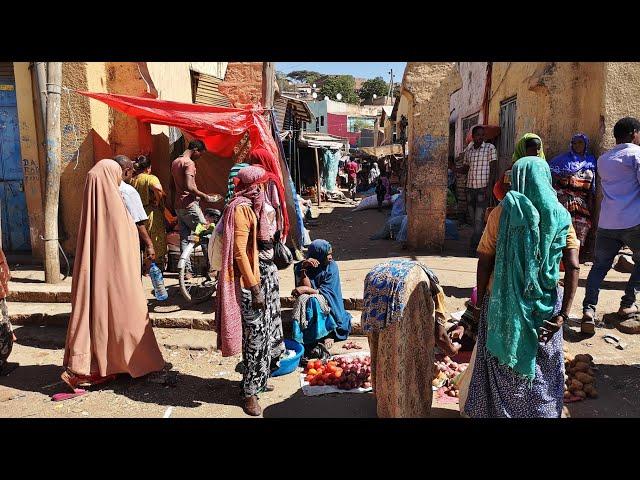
(2, 199, 640, 417)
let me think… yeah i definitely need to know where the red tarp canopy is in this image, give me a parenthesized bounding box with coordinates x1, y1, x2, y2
(78, 91, 280, 161)
(78, 91, 305, 243)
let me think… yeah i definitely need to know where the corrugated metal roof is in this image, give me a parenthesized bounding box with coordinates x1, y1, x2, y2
(274, 94, 314, 130)
(191, 71, 231, 107)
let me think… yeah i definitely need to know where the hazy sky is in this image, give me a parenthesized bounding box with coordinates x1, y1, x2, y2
(276, 62, 406, 81)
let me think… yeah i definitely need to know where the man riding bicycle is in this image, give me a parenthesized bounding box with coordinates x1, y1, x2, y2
(170, 139, 223, 277)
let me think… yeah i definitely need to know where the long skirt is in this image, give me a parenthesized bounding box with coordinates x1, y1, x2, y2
(0, 299, 13, 371)
(239, 259, 285, 397)
(292, 297, 338, 348)
(261, 260, 285, 372)
(463, 289, 565, 418)
(367, 266, 436, 418)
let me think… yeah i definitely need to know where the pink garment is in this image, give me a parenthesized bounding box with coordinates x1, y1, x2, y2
(215, 194, 252, 357)
(215, 165, 279, 357)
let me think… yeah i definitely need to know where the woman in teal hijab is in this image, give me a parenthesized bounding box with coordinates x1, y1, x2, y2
(463, 157, 581, 418)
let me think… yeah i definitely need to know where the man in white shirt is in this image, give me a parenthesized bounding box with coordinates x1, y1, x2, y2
(456, 126, 497, 253)
(113, 155, 156, 269)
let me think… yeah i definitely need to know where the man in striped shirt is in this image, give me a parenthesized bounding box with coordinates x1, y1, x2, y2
(457, 125, 497, 252)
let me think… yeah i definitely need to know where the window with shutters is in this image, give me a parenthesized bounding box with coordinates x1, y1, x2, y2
(461, 112, 480, 149)
(190, 70, 231, 107)
(498, 96, 517, 173)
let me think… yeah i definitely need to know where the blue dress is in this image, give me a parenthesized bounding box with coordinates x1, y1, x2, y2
(293, 261, 352, 345)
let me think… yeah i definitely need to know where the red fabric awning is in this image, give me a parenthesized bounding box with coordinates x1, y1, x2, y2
(78, 91, 280, 161)
(78, 91, 290, 236)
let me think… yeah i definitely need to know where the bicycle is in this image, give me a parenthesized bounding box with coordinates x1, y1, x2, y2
(177, 209, 222, 304)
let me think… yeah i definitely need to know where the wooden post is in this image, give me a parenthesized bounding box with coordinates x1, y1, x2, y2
(43, 62, 62, 284)
(35, 62, 47, 127)
(314, 147, 321, 206)
(262, 62, 275, 110)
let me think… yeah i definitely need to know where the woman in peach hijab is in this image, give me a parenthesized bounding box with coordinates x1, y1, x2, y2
(60, 159, 167, 394)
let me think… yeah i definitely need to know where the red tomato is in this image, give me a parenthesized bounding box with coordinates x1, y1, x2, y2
(326, 365, 336, 374)
(322, 373, 331, 382)
(328, 361, 337, 367)
(314, 360, 323, 369)
(304, 375, 314, 382)
(306, 361, 315, 371)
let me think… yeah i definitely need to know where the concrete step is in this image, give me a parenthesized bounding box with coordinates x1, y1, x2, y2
(7, 283, 364, 311)
(7, 302, 365, 336)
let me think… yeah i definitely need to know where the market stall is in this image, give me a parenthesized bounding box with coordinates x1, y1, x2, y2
(78, 91, 305, 250)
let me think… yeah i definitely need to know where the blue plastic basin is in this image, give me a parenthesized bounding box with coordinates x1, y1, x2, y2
(271, 339, 304, 377)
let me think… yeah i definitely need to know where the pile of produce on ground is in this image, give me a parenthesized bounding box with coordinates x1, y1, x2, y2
(564, 353, 598, 402)
(303, 356, 372, 390)
(342, 340, 363, 350)
(433, 355, 468, 399)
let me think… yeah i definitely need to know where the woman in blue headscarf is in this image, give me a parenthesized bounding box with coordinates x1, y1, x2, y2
(548, 133, 597, 255)
(291, 239, 352, 357)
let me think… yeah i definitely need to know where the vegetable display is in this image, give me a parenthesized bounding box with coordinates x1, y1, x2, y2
(303, 356, 372, 390)
(564, 353, 598, 402)
(433, 356, 468, 398)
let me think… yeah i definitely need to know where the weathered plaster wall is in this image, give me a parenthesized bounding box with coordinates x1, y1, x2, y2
(601, 62, 640, 151)
(450, 62, 487, 156)
(58, 62, 109, 253)
(219, 62, 263, 107)
(487, 62, 606, 168)
(404, 62, 461, 250)
(13, 63, 44, 258)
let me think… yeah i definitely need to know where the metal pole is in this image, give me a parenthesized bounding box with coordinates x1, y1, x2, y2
(314, 147, 321, 206)
(43, 62, 62, 283)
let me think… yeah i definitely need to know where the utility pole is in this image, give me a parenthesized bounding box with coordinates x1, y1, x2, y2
(388, 69, 394, 99)
(43, 62, 62, 284)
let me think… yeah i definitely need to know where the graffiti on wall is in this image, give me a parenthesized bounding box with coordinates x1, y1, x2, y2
(412, 134, 446, 165)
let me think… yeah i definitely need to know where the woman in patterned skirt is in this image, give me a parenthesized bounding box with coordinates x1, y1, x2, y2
(215, 165, 285, 416)
(362, 259, 459, 417)
(0, 248, 16, 376)
(463, 157, 580, 418)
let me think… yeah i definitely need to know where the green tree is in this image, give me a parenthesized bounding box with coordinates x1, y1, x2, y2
(287, 70, 322, 84)
(359, 76, 389, 101)
(276, 71, 296, 92)
(320, 75, 359, 104)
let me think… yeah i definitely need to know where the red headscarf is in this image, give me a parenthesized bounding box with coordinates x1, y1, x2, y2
(248, 148, 289, 237)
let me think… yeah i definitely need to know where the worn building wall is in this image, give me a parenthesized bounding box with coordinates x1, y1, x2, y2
(219, 62, 263, 107)
(601, 62, 640, 151)
(57, 63, 110, 254)
(13, 63, 44, 258)
(404, 62, 461, 250)
(486, 62, 607, 175)
(450, 62, 487, 156)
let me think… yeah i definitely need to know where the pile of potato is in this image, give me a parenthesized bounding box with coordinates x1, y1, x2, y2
(564, 353, 598, 402)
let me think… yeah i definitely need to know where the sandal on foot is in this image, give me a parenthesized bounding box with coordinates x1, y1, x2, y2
(618, 304, 639, 320)
(581, 312, 596, 335)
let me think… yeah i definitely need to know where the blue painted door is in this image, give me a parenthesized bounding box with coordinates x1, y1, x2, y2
(0, 78, 31, 252)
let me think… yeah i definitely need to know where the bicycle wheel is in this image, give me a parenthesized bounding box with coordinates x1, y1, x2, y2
(178, 242, 217, 304)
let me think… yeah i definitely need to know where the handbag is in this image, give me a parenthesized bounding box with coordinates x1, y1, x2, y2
(273, 230, 293, 270)
(208, 224, 224, 273)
